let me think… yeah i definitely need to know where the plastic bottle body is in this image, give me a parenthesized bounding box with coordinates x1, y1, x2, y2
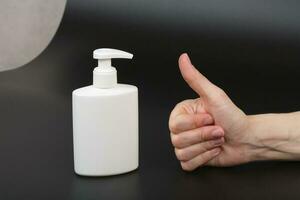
(72, 84, 138, 176)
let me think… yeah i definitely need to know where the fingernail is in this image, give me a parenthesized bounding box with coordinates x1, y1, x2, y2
(204, 116, 213, 124)
(213, 148, 221, 156)
(184, 53, 191, 64)
(212, 138, 224, 146)
(212, 129, 224, 138)
(181, 53, 191, 64)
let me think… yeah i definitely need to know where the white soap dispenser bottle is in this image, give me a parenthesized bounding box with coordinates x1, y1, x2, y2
(72, 48, 138, 176)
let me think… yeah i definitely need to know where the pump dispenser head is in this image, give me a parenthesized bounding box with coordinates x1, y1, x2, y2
(93, 48, 133, 88)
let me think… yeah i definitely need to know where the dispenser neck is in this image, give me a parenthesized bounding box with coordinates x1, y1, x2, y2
(98, 59, 111, 68)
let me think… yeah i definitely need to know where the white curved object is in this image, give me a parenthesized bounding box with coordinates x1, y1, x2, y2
(0, 0, 66, 71)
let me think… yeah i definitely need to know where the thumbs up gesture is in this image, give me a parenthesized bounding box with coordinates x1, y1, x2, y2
(169, 53, 254, 171)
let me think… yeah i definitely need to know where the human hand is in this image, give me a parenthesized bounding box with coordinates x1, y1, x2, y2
(169, 53, 258, 171)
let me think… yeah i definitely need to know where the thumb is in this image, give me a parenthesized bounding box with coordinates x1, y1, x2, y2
(178, 53, 222, 100)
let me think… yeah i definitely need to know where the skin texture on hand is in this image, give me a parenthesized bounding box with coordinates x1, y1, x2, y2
(169, 54, 261, 171)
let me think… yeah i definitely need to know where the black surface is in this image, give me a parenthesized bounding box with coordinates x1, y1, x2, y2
(1, 0, 300, 199)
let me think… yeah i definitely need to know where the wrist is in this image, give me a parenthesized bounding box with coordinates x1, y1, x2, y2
(245, 113, 300, 162)
(244, 114, 271, 162)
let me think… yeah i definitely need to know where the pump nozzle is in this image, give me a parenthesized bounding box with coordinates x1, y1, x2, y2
(92, 48, 133, 89)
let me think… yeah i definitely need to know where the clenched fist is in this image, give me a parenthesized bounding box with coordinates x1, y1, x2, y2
(169, 53, 256, 171)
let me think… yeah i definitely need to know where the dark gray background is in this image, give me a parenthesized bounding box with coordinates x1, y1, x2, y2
(1, 0, 300, 199)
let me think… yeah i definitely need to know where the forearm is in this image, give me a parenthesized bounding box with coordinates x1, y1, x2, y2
(247, 112, 300, 161)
